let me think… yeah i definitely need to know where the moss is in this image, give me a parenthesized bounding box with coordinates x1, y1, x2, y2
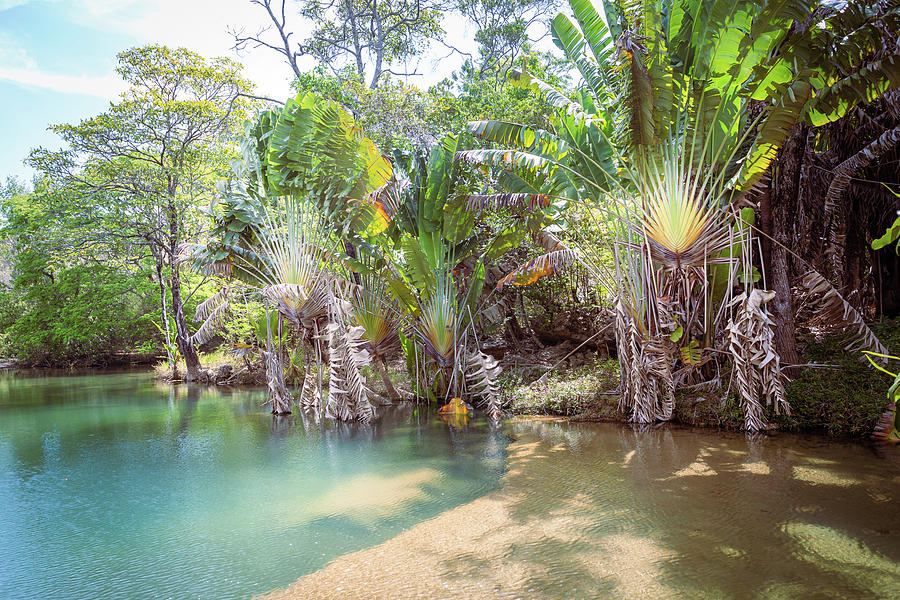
(503, 357, 620, 417)
(777, 320, 900, 438)
(673, 392, 745, 430)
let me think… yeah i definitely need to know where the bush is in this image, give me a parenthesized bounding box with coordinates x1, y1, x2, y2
(777, 320, 900, 437)
(503, 357, 619, 416)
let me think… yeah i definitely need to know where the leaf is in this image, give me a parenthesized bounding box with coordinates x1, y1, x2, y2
(496, 249, 576, 290)
(679, 340, 702, 365)
(401, 236, 436, 292)
(800, 271, 889, 360)
(442, 194, 476, 244)
(437, 397, 471, 415)
(807, 55, 900, 127)
(670, 325, 684, 343)
(872, 216, 900, 252)
(463, 193, 551, 212)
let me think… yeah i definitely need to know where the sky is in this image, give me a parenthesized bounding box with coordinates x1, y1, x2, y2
(0, 0, 479, 183)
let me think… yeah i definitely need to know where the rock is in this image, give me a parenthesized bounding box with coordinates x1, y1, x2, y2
(216, 364, 233, 384)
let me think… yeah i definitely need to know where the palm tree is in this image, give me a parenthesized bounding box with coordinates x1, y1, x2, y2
(459, 0, 900, 429)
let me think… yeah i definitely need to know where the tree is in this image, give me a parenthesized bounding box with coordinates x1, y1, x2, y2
(0, 184, 161, 366)
(452, 0, 561, 76)
(28, 45, 253, 380)
(293, 66, 457, 151)
(233, 0, 444, 88)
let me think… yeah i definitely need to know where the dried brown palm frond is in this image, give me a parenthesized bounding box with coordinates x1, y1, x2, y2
(262, 349, 292, 415)
(324, 319, 376, 423)
(464, 349, 503, 419)
(534, 229, 565, 251)
(464, 192, 551, 212)
(615, 301, 676, 424)
(189, 286, 231, 346)
(823, 124, 900, 273)
(194, 287, 230, 322)
(190, 300, 230, 347)
(798, 271, 888, 363)
(262, 282, 329, 330)
(496, 249, 577, 290)
(726, 289, 789, 432)
(296, 367, 319, 409)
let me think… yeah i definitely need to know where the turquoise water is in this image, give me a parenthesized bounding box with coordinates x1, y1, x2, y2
(0, 371, 507, 600)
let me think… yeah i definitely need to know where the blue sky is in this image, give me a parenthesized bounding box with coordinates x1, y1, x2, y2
(0, 0, 479, 184)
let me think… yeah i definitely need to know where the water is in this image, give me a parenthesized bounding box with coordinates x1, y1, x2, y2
(266, 423, 900, 599)
(3, 372, 900, 599)
(0, 371, 507, 600)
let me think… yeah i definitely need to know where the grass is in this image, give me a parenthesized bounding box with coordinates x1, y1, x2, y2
(503, 356, 620, 416)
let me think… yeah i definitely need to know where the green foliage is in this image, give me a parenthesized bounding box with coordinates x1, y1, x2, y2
(298, 0, 443, 87)
(780, 322, 900, 437)
(872, 185, 900, 253)
(432, 50, 572, 132)
(0, 259, 159, 365)
(294, 68, 458, 152)
(503, 356, 619, 415)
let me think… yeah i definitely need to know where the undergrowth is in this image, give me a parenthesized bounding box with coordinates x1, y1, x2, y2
(503, 356, 620, 416)
(777, 320, 900, 437)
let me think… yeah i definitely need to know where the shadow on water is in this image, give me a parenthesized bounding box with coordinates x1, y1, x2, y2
(444, 419, 900, 599)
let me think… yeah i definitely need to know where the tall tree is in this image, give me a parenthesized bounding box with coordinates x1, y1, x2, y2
(233, 0, 443, 88)
(28, 45, 252, 380)
(452, 0, 561, 76)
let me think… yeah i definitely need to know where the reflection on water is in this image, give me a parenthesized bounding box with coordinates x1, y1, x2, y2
(265, 418, 900, 599)
(0, 371, 508, 600)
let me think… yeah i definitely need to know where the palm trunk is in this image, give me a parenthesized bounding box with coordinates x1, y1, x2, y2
(374, 355, 400, 401)
(769, 124, 805, 372)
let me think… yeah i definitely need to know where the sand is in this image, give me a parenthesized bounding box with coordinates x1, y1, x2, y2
(254, 424, 676, 600)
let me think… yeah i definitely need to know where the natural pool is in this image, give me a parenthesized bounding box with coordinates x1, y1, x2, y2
(0, 371, 506, 599)
(2, 371, 899, 599)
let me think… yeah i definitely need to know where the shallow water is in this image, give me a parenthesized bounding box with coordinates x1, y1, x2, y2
(0, 371, 507, 600)
(262, 418, 900, 599)
(2, 372, 899, 599)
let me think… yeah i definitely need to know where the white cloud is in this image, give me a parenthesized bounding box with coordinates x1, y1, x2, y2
(0, 0, 37, 10)
(0, 29, 122, 97)
(0, 65, 124, 97)
(0, 34, 35, 70)
(64, 0, 298, 100)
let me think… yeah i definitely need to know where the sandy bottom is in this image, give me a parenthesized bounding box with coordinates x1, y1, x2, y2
(254, 423, 678, 599)
(254, 418, 900, 600)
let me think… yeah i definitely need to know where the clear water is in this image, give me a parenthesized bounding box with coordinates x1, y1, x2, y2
(266, 418, 900, 599)
(3, 372, 900, 600)
(0, 371, 507, 600)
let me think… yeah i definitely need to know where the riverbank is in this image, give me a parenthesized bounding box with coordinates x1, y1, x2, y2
(500, 321, 900, 438)
(256, 417, 900, 599)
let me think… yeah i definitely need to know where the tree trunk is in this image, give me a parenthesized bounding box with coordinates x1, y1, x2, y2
(769, 124, 806, 372)
(169, 266, 201, 381)
(374, 355, 400, 401)
(155, 256, 178, 380)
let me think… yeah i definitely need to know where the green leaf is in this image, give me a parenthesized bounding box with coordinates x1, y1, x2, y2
(872, 216, 900, 251)
(442, 195, 476, 244)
